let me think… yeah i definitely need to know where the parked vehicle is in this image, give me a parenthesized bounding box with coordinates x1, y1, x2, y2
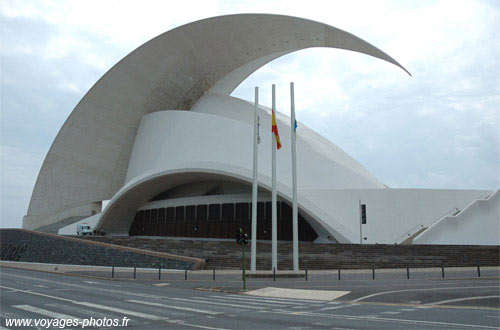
(76, 223, 93, 236)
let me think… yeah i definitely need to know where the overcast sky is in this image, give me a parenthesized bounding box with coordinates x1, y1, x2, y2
(1, 0, 499, 228)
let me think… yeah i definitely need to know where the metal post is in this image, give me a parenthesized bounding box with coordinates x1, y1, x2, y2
(273, 267, 276, 282)
(477, 265, 481, 277)
(290, 82, 299, 272)
(271, 84, 278, 272)
(242, 246, 246, 291)
(213, 268, 215, 281)
(185, 269, 188, 280)
(305, 269, 308, 281)
(359, 200, 363, 244)
(441, 265, 445, 278)
(338, 268, 341, 281)
(133, 266, 136, 279)
(159, 267, 161, 280)
(250, 87, 259, 273)
(407, 267, 410, 280)
(372, 268, 375, 280)
(111, 265, 114, 279)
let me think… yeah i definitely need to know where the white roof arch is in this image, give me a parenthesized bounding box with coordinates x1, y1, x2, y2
(26, 13, 410, 231)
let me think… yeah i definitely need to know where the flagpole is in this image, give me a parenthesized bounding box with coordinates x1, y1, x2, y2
(291, 82, 299, 272)
(251, 86, 259, 273)
(271, 84, 278, 272)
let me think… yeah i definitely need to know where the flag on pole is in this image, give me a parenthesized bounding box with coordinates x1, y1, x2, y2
(294, 119, 297, 140)
(271, 109, 282, 150)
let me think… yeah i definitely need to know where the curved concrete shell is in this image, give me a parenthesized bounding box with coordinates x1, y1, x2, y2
(26, 14, 410, 231)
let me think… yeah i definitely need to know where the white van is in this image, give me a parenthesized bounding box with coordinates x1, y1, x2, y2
(76, 223, 93, 236)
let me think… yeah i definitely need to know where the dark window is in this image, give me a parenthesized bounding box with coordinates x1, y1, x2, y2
(158, 208, 166, 223)
(186, 205, 196, 222)
(235, 203, 249, 220)
(144, 209, 151, 224)
(208, 204, 221, 221)
(265, 202, 272, 220)
(361, 204, 367, 224)
(197, 205, 208, 221)
(166, 207, 175, 221)
(257, 202, 265, 220)
(175, 206, 185, 222)
(221, 203, 235, 221)
(151, 209, 158, 224)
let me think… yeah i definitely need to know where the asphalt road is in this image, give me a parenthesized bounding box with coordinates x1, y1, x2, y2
(1, 266, 499, 329)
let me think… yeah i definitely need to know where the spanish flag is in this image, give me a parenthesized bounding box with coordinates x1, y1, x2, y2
(272, 109, 282, 150)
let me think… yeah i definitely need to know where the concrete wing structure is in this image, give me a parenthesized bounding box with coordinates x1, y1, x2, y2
(25, 14, 408, 232)
(27, 14, 498, 246)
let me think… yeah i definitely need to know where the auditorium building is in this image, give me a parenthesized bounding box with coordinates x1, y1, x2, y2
(24, 14, 499, 246)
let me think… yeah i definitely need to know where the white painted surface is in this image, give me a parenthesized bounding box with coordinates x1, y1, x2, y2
(301, 188, 491, 244)
(414, 190, 500, 245)
(26, 14, 407, 231)
(245, 287, 350, 301)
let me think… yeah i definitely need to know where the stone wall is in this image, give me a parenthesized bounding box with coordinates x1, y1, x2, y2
(0, 229, 204, 270)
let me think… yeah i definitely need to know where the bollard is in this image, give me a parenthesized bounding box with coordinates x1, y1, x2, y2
(133, 266, 136, 279)
(111, 265, 114, 279)
(159, 267, 161, 280)
(273, 268, 276, 282)
(213, 268, 215, 281)
(185, 269, 188, 280)
(477, 265, 481, 278)
(407, 267, 410, 280)
(441, 265, 445, 279)
(338, 268, 341, 281)
(372, 268, 375, 280)
(305, 269, 308, 281)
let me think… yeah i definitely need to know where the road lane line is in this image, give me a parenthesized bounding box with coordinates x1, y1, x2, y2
(13, 305, 81, 321)
(352, 286, 500, 302)
(267, 309, 498, 329)
(209, 296, 295, 306)
(0, 286, 74, 303)
(319, 304, 360, 311)
(216, 295, 324, 304)
(74, 301, 167, 321)
(126, 300, 222, 315)
(1, 285, 168, 322)
(426, 295, 500, 306)
(171, 298, 264, 310)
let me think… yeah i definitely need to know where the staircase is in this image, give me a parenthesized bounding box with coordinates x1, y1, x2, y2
(82, 236, 499, 270)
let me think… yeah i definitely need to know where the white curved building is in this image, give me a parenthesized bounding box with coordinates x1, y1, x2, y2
(25, 14, 499, 245)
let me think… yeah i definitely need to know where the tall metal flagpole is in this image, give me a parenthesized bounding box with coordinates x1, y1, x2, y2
(290, 82, 299, 272)
(271, 84, 278, 272)
(251, 87, 259, 273)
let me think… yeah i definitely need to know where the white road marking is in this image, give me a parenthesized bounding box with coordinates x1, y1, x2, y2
(399, 308, 416, 312)
(75, 301, 167, 321)
(381, 311, 401, 315)
(210, 295, 299, 304)
(352, 286, 500, 302)
(126, 299, 222, 315)
(153, 283, 170, 287)
(268, 309, 498, 329)
(13, 305, 81, 321)
(210, 296, 296, 307)
(0, 286, 74, 303)
(33, 285, 49, 288)
(319, 304, 360, 311)
(246, 287, 350, 301)
(426, 295, 500, 306)
(1, 285, 166, 322)
(212, 295, 324, 304)
(1, 273, 162, 299)
(171, 297, 264, 310)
